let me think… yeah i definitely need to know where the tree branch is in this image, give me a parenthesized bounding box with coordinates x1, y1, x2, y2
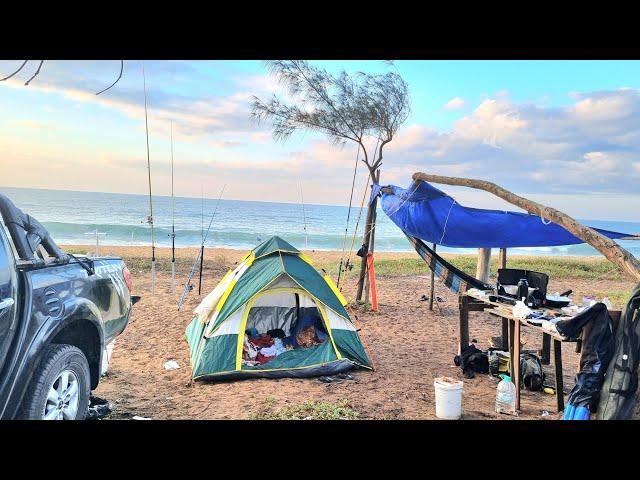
(0, 60, 28, 81)
(24, 60, 44, 86)
(96, 60, 124, 95)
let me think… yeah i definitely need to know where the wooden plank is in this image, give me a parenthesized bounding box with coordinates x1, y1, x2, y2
(541, 333, 551, 364)
(554, 340, 564, 412)
(502, 318, 509, 351)
(459, 295, 470, 355)
(429, 243, 436, 311)
(513, 317, 521, 412)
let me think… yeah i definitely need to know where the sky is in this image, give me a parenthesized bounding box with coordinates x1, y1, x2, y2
(1, 60, 640, 221)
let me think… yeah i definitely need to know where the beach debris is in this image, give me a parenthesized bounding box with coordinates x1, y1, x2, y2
(132, 415, 152, 420)
(87, 395, 112, 420)
(164, 360, 180, 370)
(318, 373, 355, 384)
(540, 410, 550, 417)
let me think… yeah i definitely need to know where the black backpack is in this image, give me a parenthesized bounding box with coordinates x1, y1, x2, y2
(520, 352, 545, 391)
(454, 343, 489, 379)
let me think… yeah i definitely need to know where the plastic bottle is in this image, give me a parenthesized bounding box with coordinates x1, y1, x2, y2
(495, 374, 517, 415)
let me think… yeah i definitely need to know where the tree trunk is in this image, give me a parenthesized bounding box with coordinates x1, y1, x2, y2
(356, 169, 380, 303)
(476, 248, 492, 283)
(412, 172, 640, 282)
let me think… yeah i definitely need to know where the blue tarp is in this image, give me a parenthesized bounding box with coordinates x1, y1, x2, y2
(374, 181, 636, 249)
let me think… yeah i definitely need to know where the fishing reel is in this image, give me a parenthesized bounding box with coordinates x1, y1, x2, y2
(146, 215, 154, 225)
(344, 258, 354, 272)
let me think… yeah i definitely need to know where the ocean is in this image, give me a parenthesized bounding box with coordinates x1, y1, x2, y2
(2, 186, 639, 257)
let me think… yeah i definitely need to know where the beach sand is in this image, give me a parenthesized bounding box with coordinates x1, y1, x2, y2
(75, 245, 636, 420)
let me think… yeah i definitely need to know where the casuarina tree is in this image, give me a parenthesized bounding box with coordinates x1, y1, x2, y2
(251, 60, 410, 304)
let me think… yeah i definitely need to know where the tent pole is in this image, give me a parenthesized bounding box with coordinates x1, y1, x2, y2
(429, 243, 436, 311)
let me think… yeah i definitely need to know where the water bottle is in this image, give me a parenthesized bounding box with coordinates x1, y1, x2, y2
(495, 374, 517, 415)
(517, 278, 529, 302)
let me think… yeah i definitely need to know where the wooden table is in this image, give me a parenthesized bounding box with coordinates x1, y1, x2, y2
(458, 291, 576, 414)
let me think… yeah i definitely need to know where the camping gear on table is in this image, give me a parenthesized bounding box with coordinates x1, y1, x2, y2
(495, 375, 517, 415)
(185, 236, 373, 381)
(597, 283, 640, 420)
(545, 294, 572, 308)
(434, 376, 463, 419)
(498, 268, 548, 308)
(555, 303, 615, 419)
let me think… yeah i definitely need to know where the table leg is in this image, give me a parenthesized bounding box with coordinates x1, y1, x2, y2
(513, 318, 521, 412)
(502, 318, 509, 351)
(554, 340, 564, 412)
(541, 333, 551, 365)
(459, 295, 470, 355)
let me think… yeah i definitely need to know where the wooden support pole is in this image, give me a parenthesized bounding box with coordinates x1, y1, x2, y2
(429, 243, 436, 311)
(476, 248, 491, 283)
(499, 248, 507, 269)
(458, 295, 470, 355)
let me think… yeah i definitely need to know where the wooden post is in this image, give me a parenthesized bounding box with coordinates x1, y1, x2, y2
(476, 248, 491, 283)
(367, 253, 378, 312)
(513, 318, 521, 412)
(499, 248, 507, 269)
(458, 295, 470, 355)
(429, 243, 436, 311)
(541, 333, 551, 364)
(356, 170, 380, 303)
(554, 340, 564, 412)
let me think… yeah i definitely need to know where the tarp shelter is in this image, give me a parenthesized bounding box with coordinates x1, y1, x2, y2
(185, 236, 372, 380)
(373, 181, 638, 249)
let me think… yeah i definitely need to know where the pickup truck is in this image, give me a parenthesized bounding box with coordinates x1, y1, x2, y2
(0, 193, 134, 420)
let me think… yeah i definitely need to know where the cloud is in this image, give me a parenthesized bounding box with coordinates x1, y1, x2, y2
(383, 89, 640, 196)
(444, 97, 467, 110)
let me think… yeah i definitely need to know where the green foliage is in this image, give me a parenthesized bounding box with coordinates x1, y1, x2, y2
(325, 255, 624, 281)
(251, 399, 359, 420)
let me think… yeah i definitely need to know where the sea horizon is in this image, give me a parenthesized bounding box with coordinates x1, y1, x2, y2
(2, 185, 639, 257)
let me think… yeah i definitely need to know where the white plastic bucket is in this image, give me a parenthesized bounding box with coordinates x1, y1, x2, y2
(434, 376, 463, 419)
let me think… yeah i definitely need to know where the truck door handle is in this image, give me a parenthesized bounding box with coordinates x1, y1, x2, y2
(0, 298, 15, 311)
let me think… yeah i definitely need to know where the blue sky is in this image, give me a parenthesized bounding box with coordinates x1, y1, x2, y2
(1, 60, 640, 220)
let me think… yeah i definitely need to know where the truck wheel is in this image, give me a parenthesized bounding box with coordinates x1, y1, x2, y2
(19, 344, 90, 420)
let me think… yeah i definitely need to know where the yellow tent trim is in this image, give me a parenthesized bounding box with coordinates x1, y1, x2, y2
(323, 274, 348, 306)
(299, 252, 314, 265)
(214, 252, 255, 316)
(234, 286, 342, 371)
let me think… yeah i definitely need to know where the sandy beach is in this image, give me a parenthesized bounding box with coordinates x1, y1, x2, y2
(69, 244, 637, 420)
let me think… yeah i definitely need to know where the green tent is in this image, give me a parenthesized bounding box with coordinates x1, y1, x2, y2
(185, 236, 373, 380)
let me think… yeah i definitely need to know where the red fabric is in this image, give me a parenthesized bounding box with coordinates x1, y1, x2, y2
(249, 334, 274, 348)
(256, 352, 275, 365)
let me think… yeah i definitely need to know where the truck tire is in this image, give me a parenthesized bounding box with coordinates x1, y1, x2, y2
(18, 344, 90, 420)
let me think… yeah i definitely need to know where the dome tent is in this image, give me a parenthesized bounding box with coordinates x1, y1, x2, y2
(185, 236, 373, 380)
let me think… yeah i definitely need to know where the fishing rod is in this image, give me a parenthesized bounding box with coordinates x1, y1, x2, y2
(169, 120, 176, 295)
(177, 184, 227, 310)
(198, 185, 205, 295)
(299, 180, 308, 250)
(142, 62, 156, 295)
